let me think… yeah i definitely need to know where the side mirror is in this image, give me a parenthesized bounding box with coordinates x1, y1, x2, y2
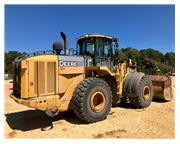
(53, 42, 63, 55)
(115, 48, 120, 54)
(113, 38, 119, 48)
(115, 41, 119, 48)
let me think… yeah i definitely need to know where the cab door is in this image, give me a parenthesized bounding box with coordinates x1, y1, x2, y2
(95, 39, 114, 71)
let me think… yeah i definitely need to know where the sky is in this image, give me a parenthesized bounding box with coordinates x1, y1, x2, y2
(5, 5, 175, 53)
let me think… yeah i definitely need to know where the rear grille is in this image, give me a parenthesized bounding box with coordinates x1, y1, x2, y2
(36, 61, 56, 96)
(34, 61, 38, 95)
(12, 60, 56, 98)
(47, 62, 56, 93)
(38, 62, 45, 94)
(13, 62, 21, 98)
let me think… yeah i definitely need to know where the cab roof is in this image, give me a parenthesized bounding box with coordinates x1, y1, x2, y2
(78, 34, 113, 40)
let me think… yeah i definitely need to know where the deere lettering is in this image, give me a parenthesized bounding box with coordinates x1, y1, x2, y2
(59, 61, 78, 67)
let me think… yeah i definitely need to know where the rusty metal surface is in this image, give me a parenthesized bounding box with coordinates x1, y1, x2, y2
(147, 75, 169, 82)
(147, 75, 174, 101)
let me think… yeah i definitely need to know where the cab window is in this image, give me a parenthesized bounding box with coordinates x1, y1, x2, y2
(77, 38, 95, 56)
(96, 38, 112, 57)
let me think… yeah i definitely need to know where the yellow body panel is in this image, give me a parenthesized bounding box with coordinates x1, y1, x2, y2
(58, 66, 84, 93)
(58, 74, 84, 112)
(58, 66, 84, 111)
(12, 73, 84, 112)
(20, 55, 58, 98)
(114, 62, 129, 96)
(85, 66, 114, 76)
(27, 55, 58, 61)
(10, 94, 60, 111)
(78, 34, 112, 40)
(59, 66, 84, 75)
(12, 53, 130, 114)
(28, 61, 37, 97)
(12, 54, 85, 112)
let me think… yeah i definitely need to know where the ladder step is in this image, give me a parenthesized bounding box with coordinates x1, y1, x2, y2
(117, 92, 121, 95)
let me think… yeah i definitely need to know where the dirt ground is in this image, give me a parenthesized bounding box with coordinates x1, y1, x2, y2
(4, 80, 175, 138)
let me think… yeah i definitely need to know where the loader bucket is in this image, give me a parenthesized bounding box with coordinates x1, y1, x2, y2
(147, 75, 175, 101)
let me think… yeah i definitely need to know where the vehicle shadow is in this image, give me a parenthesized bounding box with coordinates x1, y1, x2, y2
(152, 98, 168, 103)
(5, 98, 168, 132)
(115, 97, 168, 109)
(117, 102, 138, 109)
(5, 109, 83, 132)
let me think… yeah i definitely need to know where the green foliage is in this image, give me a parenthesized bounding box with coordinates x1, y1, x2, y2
(116, 47, 175, 75)
(140, 48, 165, 62)
(164, 52, 175, 67)
(121, 47, 140, 62)
(116, 50, 128, 61)
(5, 51, 25, 78)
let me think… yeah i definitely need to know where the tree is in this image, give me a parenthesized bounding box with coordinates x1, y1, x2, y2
(116, 49, 128, 62)
(116, 47, 175, 75)
(5, 51, 25, 78)
(122, 47, 140, 62)
(164, 52, 175, 67)
(140, 48, 164, 62)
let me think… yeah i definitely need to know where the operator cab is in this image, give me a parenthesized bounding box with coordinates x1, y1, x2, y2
(77, 34, 119, 71)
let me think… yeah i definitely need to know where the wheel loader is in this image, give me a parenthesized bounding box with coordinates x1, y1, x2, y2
(10, 32, 173, 123)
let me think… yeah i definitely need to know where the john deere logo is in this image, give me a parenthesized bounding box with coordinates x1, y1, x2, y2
(59, 61, 78, 67)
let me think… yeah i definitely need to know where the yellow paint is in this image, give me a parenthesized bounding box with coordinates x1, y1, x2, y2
(58, 75, 74, 94)
(114, 61, 130, 96)
(59, 66, 84, 75)
(58, 74, 84, 112)
(10, 94, 60, 111)
(12, 53, 132, 114)
(20, 55, 58, 98)
(20, 60, 28, 98)
(26, 55, 58, 61)
(28, 61, 37, 97)
(86, 66, 114, 76)
(78, 34, 112, 40)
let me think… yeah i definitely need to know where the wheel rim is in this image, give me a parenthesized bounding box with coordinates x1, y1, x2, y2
(90, 91, 106, 112)
(143, 86, 150, 101)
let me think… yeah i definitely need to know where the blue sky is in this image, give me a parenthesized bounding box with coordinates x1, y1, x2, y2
(5, 5, 175, 53)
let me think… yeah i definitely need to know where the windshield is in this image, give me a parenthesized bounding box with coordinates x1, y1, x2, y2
(77, 37, 112, 57)
(77, 38, 95, 56)
(96, 38, 111, 57)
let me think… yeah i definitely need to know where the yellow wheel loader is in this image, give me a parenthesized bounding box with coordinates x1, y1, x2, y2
(10, 32, 171, 123)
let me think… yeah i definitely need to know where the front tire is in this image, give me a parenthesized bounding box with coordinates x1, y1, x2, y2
(72, 77, 112, 123)
(129, 76, 153, 108)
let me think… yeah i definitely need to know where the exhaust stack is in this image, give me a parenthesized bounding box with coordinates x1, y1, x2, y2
(61, 32, 69, 55)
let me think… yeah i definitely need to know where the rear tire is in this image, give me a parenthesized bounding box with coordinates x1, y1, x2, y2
(72, 77, 112, 123)
(129, 76, 153, 108)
